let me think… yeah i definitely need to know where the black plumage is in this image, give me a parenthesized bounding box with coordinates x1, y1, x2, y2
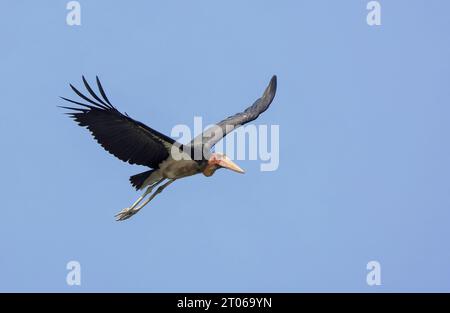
(60, 76, 179, 169)
(190, 75, 277, 150)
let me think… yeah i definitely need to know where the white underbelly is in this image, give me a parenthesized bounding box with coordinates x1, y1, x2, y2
(159, 159, 202, 179)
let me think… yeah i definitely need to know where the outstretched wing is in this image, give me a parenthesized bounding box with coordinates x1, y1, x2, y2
(60, 76, 179, 168)
(191, 75, 277, 151)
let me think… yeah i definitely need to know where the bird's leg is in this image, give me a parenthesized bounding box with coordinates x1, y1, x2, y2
(116, 179, 176, 221)
(132, 179, 175, 212)
(129, 187, 152, 209)
(115, 179, 165, 221)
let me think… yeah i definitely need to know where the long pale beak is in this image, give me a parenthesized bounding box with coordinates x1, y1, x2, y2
(218, 158, 245, 174)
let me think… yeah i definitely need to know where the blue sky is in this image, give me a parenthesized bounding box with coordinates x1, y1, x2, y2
(1, 0, 450, 292)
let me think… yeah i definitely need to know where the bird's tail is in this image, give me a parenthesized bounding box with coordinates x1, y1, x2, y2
(129, 169, 156, 190)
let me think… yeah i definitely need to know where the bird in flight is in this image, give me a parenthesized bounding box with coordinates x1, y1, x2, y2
(61, 75, 277, 221)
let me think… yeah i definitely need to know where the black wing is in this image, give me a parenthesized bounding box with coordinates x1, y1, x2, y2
(191, 75, 277, 150)
(60, 76, 179, 168)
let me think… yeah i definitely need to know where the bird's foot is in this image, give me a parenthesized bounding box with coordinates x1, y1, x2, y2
(115, 207, 139, 221)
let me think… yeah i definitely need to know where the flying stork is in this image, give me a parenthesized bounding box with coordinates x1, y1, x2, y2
(61, 75, 277, 221)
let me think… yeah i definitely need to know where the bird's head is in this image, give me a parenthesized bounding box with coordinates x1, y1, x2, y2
(203, 152, 245, 177)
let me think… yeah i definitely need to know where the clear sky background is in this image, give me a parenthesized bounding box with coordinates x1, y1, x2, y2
(1, 0, 449, 292)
